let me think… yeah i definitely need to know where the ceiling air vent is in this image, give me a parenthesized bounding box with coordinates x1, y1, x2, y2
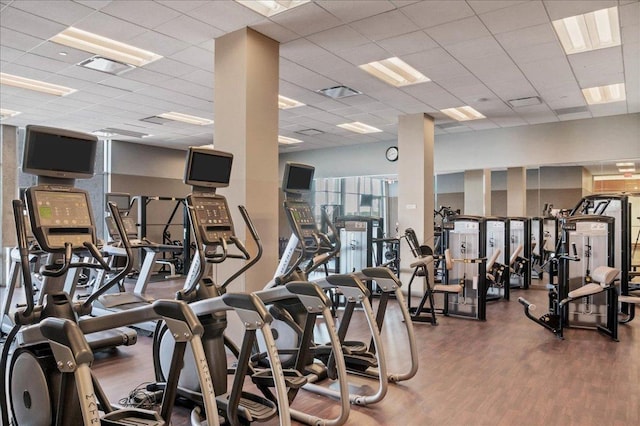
(140, 116, 173, 125)
(317, 85, 361, 99)
(508, 96, 542, 108)
(295, 128, 324, 136)
(436, 122, 465, 130)
(78, 56, 134, 75)
(553, 106, 590, 116)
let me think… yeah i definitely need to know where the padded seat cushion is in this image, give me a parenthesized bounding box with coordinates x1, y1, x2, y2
(591, 266, 620, 285)
(619, 295, 640, 304)
(433, 284, 463, 293)
(568, 283, 605, 299)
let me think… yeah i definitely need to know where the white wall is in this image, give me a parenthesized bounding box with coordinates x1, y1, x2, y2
(281, 113, 640, 176)
(110, 141, 186, 179)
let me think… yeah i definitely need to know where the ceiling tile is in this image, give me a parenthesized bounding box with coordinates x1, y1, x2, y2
(480, 1, 549, 35)
(11, 52, 70, 73)
(72, 1, 113, 11)
(101, 0, 181, 29)
(162, 78, 212, 101)
(349, 10, 419, 41)
(0, 27, 45, 51)
(401, 83, 463, 109)
(249, 21, 300, 43)
(543, 0, 617, 21)
(467, 1, 529, 15)
(399, 0, 475, 29)
(458, 53, 525, 84)
(158, 1, 209, 13)
(0, 6, 67, 40)
(505, 40, 566, 65)
(308, 25, 369, 51)
(0, 45, 26, 63)
(11, 0, 95, 25)
(317, 0, 396, 23)
(186, 1, 264, 33)
(568, 47, 624, 85)
(144, 58, 199, 78)
(169, 46, 214, 71)
(281, 38, 327, 61)
(334, 42, 389, 66)
(74, 12, 149, 41)
(495, 23, 557, 51)
(620, 2, 640, 28)
(444, 36, 506, 60)
(377, 31, 439, 56)
(280, 58, 338, 90)
(426, 16, 492, 46)
(153, 14, 224, 45)
(27, 41, 93, 64)
(118, 67, 174, 85)
(520, 57, 576, 89)
(181, 69, 214, 88)
(97, 76, 150, 93)
(265, 3, 339, 37)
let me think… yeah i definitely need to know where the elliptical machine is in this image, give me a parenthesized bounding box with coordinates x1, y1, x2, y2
(1, 125, 220, 426)
(151, 147, 350, 426)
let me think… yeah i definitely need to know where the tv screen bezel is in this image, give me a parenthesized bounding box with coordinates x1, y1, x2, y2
(282, 162, 315, 194)
(184, 147, 233, 188)
(22, 125, 97, 179)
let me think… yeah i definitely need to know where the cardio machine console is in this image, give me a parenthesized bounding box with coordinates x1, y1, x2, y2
(25, 187, 96, 252)
(190, 194, 235, 244)
(284, 200, 317, 239)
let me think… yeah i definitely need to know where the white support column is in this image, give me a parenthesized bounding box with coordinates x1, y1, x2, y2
(507, 167, 526, 217)
(464, 169, 491, 216)
(1, 125, 19, 286)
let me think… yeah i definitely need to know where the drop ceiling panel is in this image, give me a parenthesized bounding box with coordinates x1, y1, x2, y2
(520, 57, 575, 90)
(543, 0, 617, 21)
(620, 2, 640, 28)
(1, 62, 58, 82)
(458, 53, 524, 84)
(444, 36, 506, 62)
(568, 47, 624, 84)
(158, 1, 210, 13)
(467, 1, 529, 15)
(127, 30, 191, 57)
(81, 83, 134, 98)
(181, 69, 214, 88)
(101, 0, 181, 29)
(280, 38, 327, 61)
(376, 31, 439, 56)
(73, 12, 149, 41)
(186, 1, 264, 33)
(486, 78, 538, 101)
(401, 83, 462, 109)
(589, 101, 628, 117)
(249, 21, 300, 43)
(11, 52, 73, 73)
(0, 45, 26, 63)
(316, 0, 395, 23)
(307, 25, 369, 51)
(495, 23, 557, 51)
(479, 1, 549, 35)
(426, 16, 492, 47)
(280, 59, 338, 90)
(10, 0, 95, 25)
(156, 78, 212, 101)
(117, 67, 173, 85)
(349, 10, 419, 41)
(28, 41, 93, 64)
(144, 58, 200, 78)
(270, 2, 341, 36)
(333, 42, 389, 66)
(0, 7, 66, 40)
(168, 46, 214, 71)
(400, 0, 475, 29)
(295, 52, 353, 77)
(506, 41, 566, 65)
(0, 27, 45, 51)
(152, 14, 224, 45)
(73, 1, 112, 11)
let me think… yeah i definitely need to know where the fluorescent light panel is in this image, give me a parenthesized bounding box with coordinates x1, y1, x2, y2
(359, 57, 430, 87)
(278, 135, 303, 144)
(582, 83, 625, 105)
(440, 106, 485, 121)
(278, 95, 305, 109)
(0, 73, 76, 96)
(157, 112, 214, 126)
(235, 0, 310, 17)
(0, 108, 21, 119)
(337, 122, 383, 134)
(552, 7, 620, 55)
(50, 27, 162, 67)
(618, 167, 636, 173)
(616, 162, 634, 167)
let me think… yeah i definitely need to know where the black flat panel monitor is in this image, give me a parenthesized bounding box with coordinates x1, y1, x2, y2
(184, 147, 233, 188)
(22, 125, 97, 179)
(282, 162, 314, 194)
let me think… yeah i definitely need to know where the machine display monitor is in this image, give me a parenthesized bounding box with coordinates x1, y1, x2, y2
(106, 193, 131, 212)
(33, 190, 92, 227)
(184, 147, 233, 188)
(282, 162, 314, 194)
(22, 125, 97, 179)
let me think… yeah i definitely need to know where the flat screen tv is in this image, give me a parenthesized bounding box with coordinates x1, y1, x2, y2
(282, 162, 314, 194)
(22, 125, 97, 179)
(106, 193, 131, 212)
(184, 147, 233, 188)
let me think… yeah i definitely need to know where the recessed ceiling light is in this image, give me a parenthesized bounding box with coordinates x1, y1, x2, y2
(552, 7, 620, 55)
(616, 162, 634, 167)
(618, 167, 636, 173)
(278, 95, 305, 109)
(157, 112, 214, 125)
(96, 128, 152, 138)
(235, 0, 310, 17)
(278, 135, 303, 144)
(50, 26, 162, 67)
(337, 122, 383, 134)
(440, 106, 485, 121)
(317, 85, 361, 99)
(0, 108, 21, 119)
(0, 73, 77, 96)
(359, 57, 430, 87)
(582, 83, 625, 105)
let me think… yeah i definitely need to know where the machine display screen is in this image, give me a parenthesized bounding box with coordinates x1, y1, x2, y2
(33, 191, 92, 227)
(284, 164, 314, 191)
(23, 126, 97, 178)
(122, 216, 138, 236)
(185, 149, 233, 188)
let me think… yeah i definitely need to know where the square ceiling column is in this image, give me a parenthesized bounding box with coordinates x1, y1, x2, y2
(214, 27, 279, 293)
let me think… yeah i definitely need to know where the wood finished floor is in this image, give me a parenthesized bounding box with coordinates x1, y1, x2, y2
(87, 279, 640, 426)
